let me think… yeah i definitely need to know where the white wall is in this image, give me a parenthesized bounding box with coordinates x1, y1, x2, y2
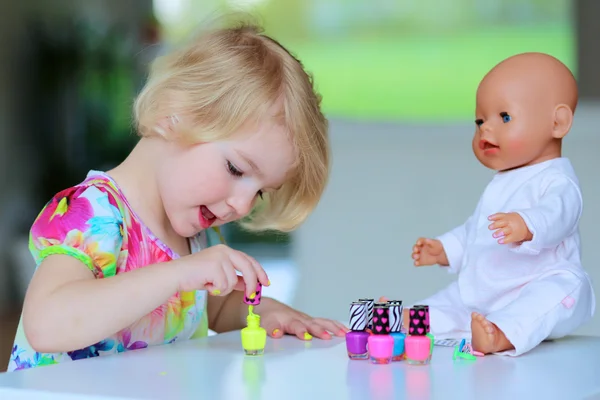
(292, 103, 600, 337)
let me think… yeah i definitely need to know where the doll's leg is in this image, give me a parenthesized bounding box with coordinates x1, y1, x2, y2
(404, 281, 472, 338)
(471, 270, 594, 356)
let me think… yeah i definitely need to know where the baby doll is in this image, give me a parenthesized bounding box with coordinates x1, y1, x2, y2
(410, 52, 595, 356)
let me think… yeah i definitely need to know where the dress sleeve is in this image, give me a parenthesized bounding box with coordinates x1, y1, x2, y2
(436, 214, 474, 274)
(29, 184, 124, 278)
(510, 174, 582, 255)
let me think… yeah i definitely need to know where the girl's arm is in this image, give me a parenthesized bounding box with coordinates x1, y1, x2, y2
(23, 254, 179, 353)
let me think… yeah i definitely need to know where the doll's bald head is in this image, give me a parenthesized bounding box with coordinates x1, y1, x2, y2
(472, 52, 578, 171)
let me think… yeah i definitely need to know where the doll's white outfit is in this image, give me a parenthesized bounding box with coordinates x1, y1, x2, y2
(416, 157, 595, 356)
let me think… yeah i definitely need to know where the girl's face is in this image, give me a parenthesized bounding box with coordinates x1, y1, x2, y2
(157, 120, 295, 238)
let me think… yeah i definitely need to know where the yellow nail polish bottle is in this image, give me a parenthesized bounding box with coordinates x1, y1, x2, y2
(241, 307, 267, 356)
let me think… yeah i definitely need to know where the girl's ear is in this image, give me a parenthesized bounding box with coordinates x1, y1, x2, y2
(155, 114, 180, 137)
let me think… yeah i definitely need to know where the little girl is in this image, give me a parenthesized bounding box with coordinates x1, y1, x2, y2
(8, 21, 346, 372)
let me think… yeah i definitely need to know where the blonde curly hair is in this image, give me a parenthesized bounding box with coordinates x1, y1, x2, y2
(133, 18, 329, 232)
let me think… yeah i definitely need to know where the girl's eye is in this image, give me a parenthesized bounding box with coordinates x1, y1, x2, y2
(475, 119, 484, 127)
(500, 112, 511, 123)
(257, 190, 264, 199)
(227, 161, 243, 177)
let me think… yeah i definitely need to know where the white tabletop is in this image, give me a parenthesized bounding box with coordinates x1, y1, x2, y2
(0, 332, 599, 400)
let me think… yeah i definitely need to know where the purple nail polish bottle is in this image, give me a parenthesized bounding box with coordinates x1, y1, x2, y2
(346, 301, 370, 360)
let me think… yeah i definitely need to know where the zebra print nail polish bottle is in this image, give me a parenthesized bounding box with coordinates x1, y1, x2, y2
(387, 300, 406, 361)
(346, 301, 370, 360)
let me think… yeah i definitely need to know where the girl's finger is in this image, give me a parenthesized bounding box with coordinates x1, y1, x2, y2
(207, 266, 228, 296)
(310, 318, 343, 337)
(240, 251, 270, 288)
(288, 319, 312, 341)
(306, 322, 330, 340)
(228, 251, 258, 298)
(223, 260, 239, 292)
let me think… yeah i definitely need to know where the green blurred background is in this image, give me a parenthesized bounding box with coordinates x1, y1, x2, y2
(154, 0, 574, 122)
(152, 0, 574, 244)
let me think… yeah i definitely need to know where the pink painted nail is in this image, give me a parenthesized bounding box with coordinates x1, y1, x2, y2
(473, 351, 485, 357)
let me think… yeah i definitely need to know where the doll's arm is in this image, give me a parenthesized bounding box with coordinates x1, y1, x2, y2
(511, 175, 582, 255)
(436, 215, 473, 274)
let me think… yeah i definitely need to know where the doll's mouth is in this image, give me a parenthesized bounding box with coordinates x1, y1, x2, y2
(479, 140, 499, 150)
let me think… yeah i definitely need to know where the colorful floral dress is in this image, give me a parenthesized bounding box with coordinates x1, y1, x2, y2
(7, 171, 213, 371)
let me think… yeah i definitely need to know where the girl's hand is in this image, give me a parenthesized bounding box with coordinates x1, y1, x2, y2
(174, 244, 269, 298)
(259, 300, 348, 341)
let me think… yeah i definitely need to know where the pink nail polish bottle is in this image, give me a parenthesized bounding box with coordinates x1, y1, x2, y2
(345, 301, 369, 360)
(405, 307, 431, 365)
(367, 303, 394, 364)
(413, 304, 434, 361)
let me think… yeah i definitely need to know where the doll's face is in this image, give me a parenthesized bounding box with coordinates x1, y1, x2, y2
(471, 70, 556, 172)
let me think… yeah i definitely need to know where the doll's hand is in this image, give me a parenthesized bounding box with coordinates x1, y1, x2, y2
(488, 212, 533, 244)
(259, 300, 348, 341)
(412, 237, 448, 266)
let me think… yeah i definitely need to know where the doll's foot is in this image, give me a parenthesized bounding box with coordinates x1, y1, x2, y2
(470, 312, 514, 354)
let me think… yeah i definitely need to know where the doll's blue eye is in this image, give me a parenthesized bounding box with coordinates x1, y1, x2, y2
(500, 112, 511, 123)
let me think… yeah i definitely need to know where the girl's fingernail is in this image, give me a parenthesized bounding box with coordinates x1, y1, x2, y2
(267, 280, 271, 286)
(211, 289, 221, 295)
(273, 329, 280, 335)
(303, 332, 313, 340)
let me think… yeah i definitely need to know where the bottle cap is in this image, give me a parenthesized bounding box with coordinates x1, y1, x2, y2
(349, 301, 368, 331)
(413, 305, 430, 333)
(388, 302, 404, 333)
(358, 298, 375, 328)
(408, 307, 427, 336)
(372, 304, 390, 334)
(243, 282, 263, 305)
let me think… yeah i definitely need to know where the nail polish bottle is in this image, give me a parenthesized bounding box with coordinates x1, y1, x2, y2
(241, 311, 267, 356)
(358, 298, 374, 330)
(368, 304, 394, 364)
(414, 304, 434, 360)
(241, 282, 266, 355)
(346, 301, 370, 360)
(405, 307, 431, 365)
(387, 300, 405, 361)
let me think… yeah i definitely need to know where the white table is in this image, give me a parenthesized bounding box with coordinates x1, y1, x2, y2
(0, 332, 599, 400)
